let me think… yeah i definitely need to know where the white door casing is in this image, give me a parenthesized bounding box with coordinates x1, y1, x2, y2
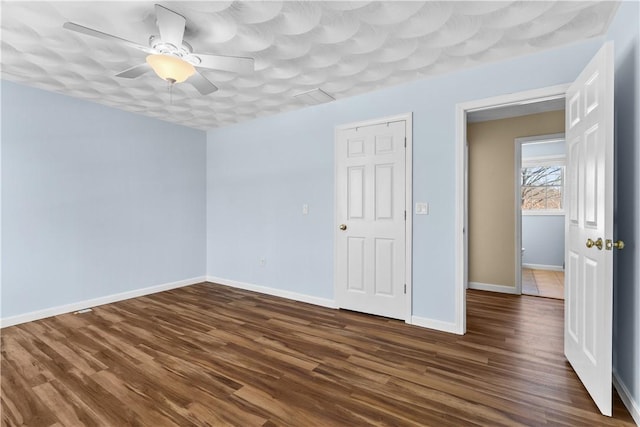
(456, 84, 570, 336)
(564, 42, 614, 416)
(335, 116, 410, 320)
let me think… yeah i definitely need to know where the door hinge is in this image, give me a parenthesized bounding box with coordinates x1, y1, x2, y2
(404, 284, 407, 294)
(404, 210, 406, 220)
(404, 137, 407, 147)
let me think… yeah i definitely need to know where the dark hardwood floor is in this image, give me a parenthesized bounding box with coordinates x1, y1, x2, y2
(1, 284, 635, 426)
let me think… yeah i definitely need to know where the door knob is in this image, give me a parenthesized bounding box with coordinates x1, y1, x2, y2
(339, 224, 347, 230)
(605, 239, 625, 250)
(586, 238, 603, 250)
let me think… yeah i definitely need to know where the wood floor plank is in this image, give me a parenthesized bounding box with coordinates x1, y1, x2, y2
(0, 355, 58, 426)
(32, 382, 91, 427)
(1, 284, 635, 426)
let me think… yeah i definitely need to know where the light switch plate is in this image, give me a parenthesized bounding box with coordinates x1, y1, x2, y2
(415, 202, 429, 215)
(302, 204, 309, 215)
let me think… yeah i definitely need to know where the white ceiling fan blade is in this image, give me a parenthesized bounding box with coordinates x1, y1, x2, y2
(194, 54, 254, 74)
(63, 22, 155, 54)
(115, 63, 151, 79)
(155, 4, 186, 48)
(189, 71, 218, 95)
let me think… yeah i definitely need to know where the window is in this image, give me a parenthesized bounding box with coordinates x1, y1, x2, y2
(521, 164, 564, 213)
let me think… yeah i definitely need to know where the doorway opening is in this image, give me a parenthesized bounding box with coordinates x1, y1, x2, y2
(517, 134, 566, 300)
(454, 84, 570, 334)
(465, 106, 566, 298)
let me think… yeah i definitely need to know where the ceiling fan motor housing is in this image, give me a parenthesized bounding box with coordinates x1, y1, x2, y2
(148, 35, 201, 66)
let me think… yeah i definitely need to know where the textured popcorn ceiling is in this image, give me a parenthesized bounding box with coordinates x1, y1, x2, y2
(1, 1, 618, 130)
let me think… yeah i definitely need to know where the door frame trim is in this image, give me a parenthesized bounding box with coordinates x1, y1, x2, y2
(334, 112, 413, 322)
(455, 84, 569, 334)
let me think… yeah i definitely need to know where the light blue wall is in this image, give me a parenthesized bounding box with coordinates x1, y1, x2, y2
(1, 81, 207, 319)
(207, 36, 605, 322)
(609, 0, 640, 417)
(522, 215, 564, 267)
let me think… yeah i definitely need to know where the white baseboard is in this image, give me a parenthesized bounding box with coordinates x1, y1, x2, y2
(522, 263, 564, 272)
(208, 277, 468, 335)
(206, 276, 337, 309)
(614, 370, 640, 426)
(0, 276, 206, 328)
(468, 282, 520, 294)
(410, 315, 463, 335)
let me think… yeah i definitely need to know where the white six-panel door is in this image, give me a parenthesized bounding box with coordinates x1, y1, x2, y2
(335, 119, 407, 320)
(564, 42, 614, 416)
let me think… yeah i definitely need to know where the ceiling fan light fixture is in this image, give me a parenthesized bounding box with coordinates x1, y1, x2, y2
(146, 54, 195, 83)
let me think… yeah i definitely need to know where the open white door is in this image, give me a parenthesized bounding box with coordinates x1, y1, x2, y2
(564, 42, 615, 416)
(335, 118, 407, 320)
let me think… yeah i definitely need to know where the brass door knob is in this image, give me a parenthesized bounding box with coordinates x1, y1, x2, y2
(606, 239, 625, 250)
(339, 224, 347, 230)
(586, 238, 603, 250)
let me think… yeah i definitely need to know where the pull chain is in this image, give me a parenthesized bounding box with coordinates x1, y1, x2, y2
(166, 78, 176, 105)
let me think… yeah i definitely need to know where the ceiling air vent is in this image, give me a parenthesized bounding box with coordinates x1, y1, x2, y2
(294, 88, 335, 106)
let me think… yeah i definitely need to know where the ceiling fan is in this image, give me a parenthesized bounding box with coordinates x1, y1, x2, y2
(63, 4, 254, 95)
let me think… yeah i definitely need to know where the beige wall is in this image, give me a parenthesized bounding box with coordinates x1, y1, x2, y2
(467, 110, 565, 288)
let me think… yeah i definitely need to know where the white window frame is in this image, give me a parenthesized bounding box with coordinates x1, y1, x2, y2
(521, 154, 566, 216)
